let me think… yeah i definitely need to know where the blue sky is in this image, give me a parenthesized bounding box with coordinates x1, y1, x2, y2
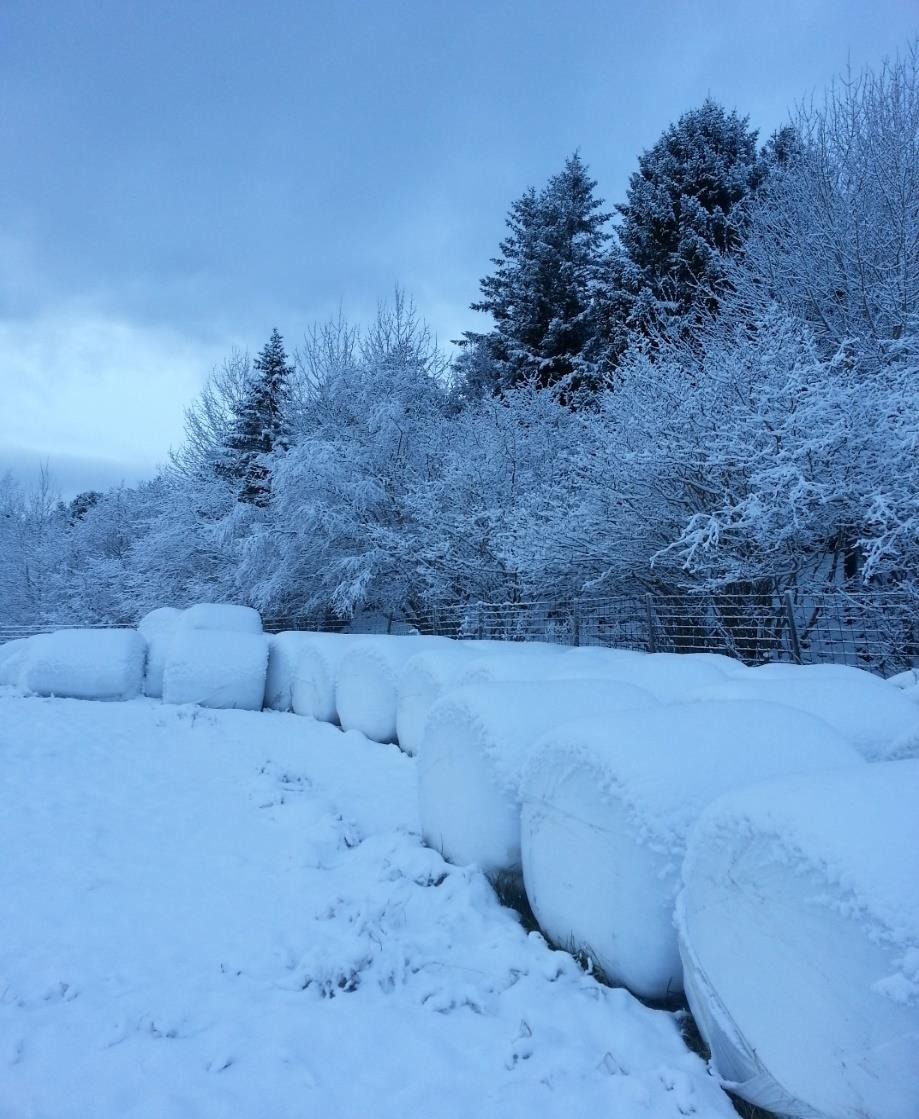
(1, 0, 916, 495)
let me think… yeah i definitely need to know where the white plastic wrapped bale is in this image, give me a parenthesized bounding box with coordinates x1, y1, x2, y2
(336, 636, 453, 744)
(179, 603, 263, 634)
(162, 630, 268, 710)
(419, 678, 655, 879)
(21, 629, 147, 701)
(264, 631, 326, 712)
(137, 606, 183, 699)
(520, 701, 862, 1001)
(0, 638, 30, 687)
(290, 633, 388, 724)
(689, 670, 919, 761)
(678, 760, 919, 1119)
(395, 644, 484, 756)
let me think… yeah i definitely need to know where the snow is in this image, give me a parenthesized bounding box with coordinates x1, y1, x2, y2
(887, 667, 919, 704)
(20, 628, 147, 701)
(520, 701, 862, 1000)
(336, 635, 452, 744)
(179, 603, 263, 634)
(137, 606, 183, 699)
(0, 637, 30, 687)
(678, 760, 919, 1119)
(419, 678, 655, 878)
(162, 630, 268, 710)
(264, 631, 323, 712)
(688, 670, 919, 760)
(0, 692, 736, 1119)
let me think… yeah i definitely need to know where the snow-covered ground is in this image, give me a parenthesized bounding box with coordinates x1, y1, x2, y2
(0, 692, 735, 1119)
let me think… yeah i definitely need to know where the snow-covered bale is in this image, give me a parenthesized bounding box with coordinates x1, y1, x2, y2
(678, 760, 919, 1119)
(0, 638, 30, 687)
(290, 633, 385, 723)
(179, 603, 263, 634)
(395, 644, 485, 756)
(520, 701, 862, 1001)
(264, 631, 326, 712)
(689, 670, 919, 760)
(887, 667, 919, 704)
(336, 636, 453, 744)
(137, 606, 183, 699)
(21, 629, 147, 701)
(163, 630, 268, 710)
(419, 678, 655, 878)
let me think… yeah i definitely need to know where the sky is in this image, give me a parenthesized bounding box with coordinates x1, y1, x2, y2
(1, 0, 916, 497)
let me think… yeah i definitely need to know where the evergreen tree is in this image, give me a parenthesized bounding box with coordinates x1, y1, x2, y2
(605, 99, 764, 352)
(221, 328, 293, 505)
(457, 154, 610, 397)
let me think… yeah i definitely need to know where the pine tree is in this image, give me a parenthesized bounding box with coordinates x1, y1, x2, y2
(457, 154, 610, 397)
(605, 99, 764, 351)
(221, 328, 293, 506)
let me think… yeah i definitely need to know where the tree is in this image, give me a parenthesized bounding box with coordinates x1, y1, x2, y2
(605, 99, 764, 353)
(457, 154, 610, 397)
(221, 328, 293, 505)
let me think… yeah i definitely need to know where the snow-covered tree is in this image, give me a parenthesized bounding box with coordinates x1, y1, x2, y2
(605, 99, 763, 352)
(457, 154, 610, 397)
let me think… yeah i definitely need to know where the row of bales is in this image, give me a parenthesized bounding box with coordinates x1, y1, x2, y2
(2, 605, 918, 1119)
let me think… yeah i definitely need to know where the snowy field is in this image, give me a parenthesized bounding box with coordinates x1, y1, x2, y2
(0, 692, 736, 1119)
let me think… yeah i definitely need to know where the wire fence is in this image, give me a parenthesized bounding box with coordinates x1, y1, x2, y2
(265, 589, 919, 677)
(4, 590, 917, 676)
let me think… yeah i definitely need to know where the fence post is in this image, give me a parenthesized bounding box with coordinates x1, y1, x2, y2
(645, 595, 657, 653)
(572, 600, 581, 647)
(783, 591, 802, 664)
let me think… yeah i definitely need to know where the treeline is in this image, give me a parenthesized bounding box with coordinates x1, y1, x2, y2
(2, 47, 918, 628)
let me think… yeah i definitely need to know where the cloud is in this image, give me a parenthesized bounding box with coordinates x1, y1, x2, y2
(0, 309, 230, 472)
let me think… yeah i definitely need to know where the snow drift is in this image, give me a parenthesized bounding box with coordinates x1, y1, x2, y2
(419, 678, 655, 878)
(678, 760, 919, 1119)
(163, 630, 268, 710)
(179, 603, 263, 634)
(689, 669, 919, 760)
(336, 636, 452, 744)
(138, 606, 183, 699)
(520, 701, 862, 1000)
(0, 637, 30, 687)
(21, 628, 147, 701)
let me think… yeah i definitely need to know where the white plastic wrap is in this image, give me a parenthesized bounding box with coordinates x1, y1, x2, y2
(137, 606, 183, 699)
(419, 678, 655, 878)
(520, 701, 862, 1000)
(336, 636, 452, 744)
(264, 631, 323, 712)
(0, 638, 31, 688)
(163, 630, 268, 710)
(678, 760, 919, 1119)
(21, 629, 147, 701)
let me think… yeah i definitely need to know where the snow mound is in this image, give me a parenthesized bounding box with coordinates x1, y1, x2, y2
(137, 606, 183, 698)
(419, 678, 655, 878)
(0, 637, 30, 687)
(264, 631, 325, 712)
(689, 670, 919, 760)
(21, 628, 147, 701)
(520, 701, 862, 1000)
(336, 636, 452, 744)
(179, 603, 263, 634)
(678, 760, 919, 1119)
(163, 630, 268, 710)
(888, 667, 919, 704)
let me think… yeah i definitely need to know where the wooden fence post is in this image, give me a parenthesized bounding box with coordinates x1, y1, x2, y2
(646, 595, 658, 653)
(783, 591, 803, 664)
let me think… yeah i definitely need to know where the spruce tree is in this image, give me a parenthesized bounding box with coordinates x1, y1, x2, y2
(457, 154, 610, 397)
(606, 99, 764, 350)
(222, 328, 293, 506)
